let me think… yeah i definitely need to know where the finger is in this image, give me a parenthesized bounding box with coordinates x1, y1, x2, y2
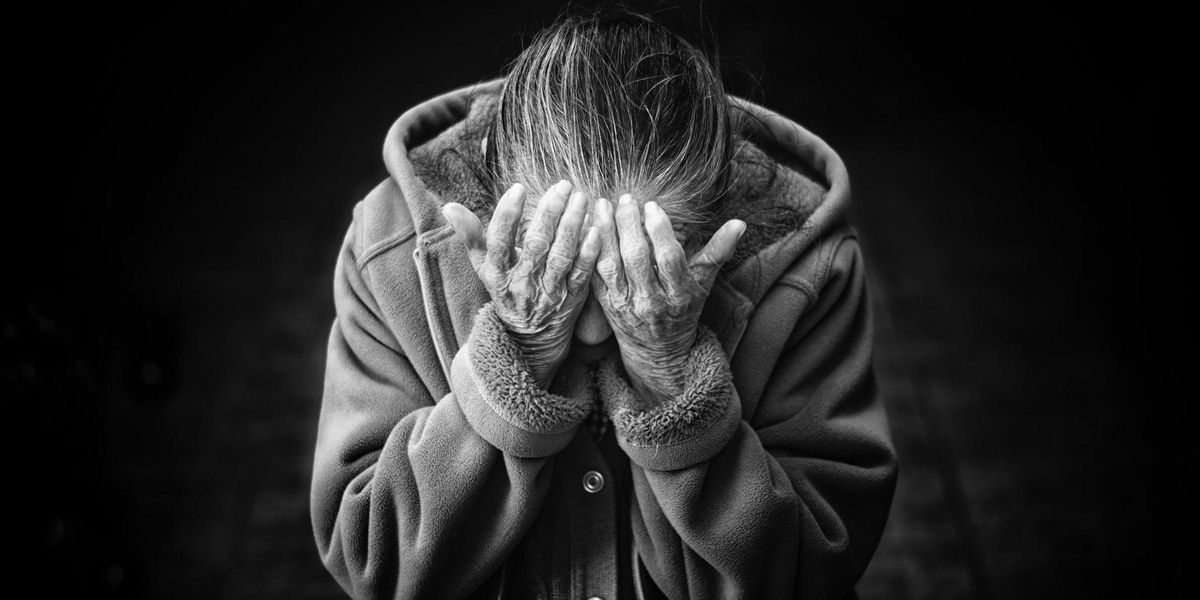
(566, 226, 600, 298)
(515, 180, 572, 275)
(643, 201, 690, 301)
(593, 196, 627, 297)
(542, 190, 588, 291)
(441, 202, 486, 273)
(614, 193, 655, 296)
(689, 219, 746, 291)
(484, 183, 527, 280)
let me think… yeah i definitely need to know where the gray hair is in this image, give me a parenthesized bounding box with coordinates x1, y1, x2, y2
(489, 8, 734, 245)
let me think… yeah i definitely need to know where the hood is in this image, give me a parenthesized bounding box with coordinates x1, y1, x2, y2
(376, 79, 850, 371)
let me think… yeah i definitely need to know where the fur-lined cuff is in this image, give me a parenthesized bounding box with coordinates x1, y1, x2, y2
(452, 303, 593, 458)
(595, 324, 742, 471)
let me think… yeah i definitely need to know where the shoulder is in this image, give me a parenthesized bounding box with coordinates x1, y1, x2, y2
(334, 178, 425, 332)
(735, 218, 864, 316)
(347, 178, 418, 267)
(739, 221, 866, 354)
(779, 222, 864, 299)
(334, 179, 444, 373)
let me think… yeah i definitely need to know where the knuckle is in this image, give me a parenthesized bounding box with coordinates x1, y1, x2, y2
(479, 263, 501, 287)
(656, 246, 685, 265)
(567, 268, 591, 290)
(545, 251, 573, 273)
(485, 236, 509, 256)
(596, 257, 620, 279)
(665, 293, 691, 312)
(539, 274, 562, 295)
(507, 276, 534, 298)
(623, 250, 650, 269)
(524, 235, 550, 255)
(608, 293, 632, 312)
(632, 295, 657, 315)
(573, 262, 594, 279)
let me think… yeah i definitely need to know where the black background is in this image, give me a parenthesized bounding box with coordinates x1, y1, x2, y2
(7, 1, 1186, 598)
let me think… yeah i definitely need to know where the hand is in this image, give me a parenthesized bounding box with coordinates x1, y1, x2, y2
(442, 181, 600, 389)
(591, 193, 745, 405)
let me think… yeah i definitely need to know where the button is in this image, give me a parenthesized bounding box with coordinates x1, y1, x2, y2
(582, 470, 604, 493)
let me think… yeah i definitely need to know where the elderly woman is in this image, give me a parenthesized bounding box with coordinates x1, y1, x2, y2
(311, 9, 897, 600)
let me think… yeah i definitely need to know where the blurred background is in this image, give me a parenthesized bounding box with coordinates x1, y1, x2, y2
(7, 1, 1183, 598)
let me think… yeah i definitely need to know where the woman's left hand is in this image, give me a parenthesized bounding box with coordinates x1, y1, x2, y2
(591, 193, 745, 405)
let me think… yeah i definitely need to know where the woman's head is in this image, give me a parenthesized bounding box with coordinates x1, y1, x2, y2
(489, 8, 733, 247)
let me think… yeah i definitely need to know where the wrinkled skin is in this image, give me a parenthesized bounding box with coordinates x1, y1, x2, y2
(591, 194, 746, 406)
(442, 180, 600, 389)
(445, 182, 746, 402)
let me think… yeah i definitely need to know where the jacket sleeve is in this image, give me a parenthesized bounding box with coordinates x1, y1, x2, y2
(310, 217, 592, 600)
(596, 234, 898, 599)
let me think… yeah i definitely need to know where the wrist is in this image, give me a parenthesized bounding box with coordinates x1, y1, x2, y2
(509, 329, 570, 390)
(621, 352, 688, 406)
(618, 328, 695, 398)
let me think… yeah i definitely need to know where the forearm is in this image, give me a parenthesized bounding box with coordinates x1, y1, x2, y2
(598, 325, 891, 599)
(314, 303, 593, 599)
(597, 334, 802, 597)
(314, 394, 554, 599)
(628, 425, 804, 599)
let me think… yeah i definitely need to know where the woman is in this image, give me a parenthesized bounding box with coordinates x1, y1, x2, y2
(311, 9, 897, 600)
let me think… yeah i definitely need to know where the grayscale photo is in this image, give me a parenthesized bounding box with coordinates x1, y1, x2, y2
(9, 1, 1180, 599)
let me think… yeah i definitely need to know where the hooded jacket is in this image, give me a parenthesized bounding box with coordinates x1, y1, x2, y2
(310, 79, 898, 600)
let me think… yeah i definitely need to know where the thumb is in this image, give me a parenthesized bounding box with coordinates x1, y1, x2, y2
(442, 203, 486, 271)
(689, 219, 746, 291)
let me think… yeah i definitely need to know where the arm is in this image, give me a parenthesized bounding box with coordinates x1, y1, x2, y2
(599, 235, 898, 599)
(310, 219, 591, 599)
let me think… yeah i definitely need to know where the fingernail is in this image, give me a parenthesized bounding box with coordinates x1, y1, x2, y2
(619, 194, 632, 205)
(555, 180, 572, 195)
(644, 201, 658, 214)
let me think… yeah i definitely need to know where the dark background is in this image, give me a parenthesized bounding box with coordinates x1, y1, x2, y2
(7, 1, 1185, 598)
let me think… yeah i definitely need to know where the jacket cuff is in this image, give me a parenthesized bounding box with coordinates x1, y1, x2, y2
(452, 302, 593, 458)
(595, 324, 741, 471)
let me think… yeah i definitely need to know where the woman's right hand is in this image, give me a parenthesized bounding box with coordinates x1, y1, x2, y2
(442, 180, 600, 389)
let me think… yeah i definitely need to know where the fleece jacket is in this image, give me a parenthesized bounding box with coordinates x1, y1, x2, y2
(310, 78, 899, 600)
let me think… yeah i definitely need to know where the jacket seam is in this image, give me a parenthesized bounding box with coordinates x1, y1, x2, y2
(342, 233, 406, 357)
(359, 228, 418, 270)
(788, 227, 856, 295)
(775, 277, 817, 305)
(816, 229, 858, 289)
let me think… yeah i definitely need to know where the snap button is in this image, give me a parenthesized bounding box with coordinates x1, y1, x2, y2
(582, 470, 604, 493)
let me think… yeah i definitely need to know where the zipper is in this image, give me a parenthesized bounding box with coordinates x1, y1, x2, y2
(495, 563, 508, 600)
(412, 239, 456, 387)
(632, 537, 646, 600)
